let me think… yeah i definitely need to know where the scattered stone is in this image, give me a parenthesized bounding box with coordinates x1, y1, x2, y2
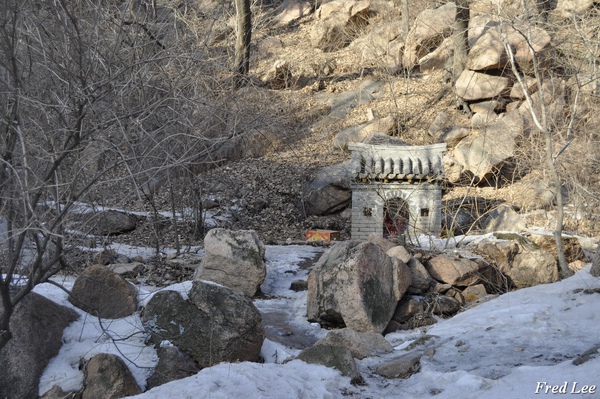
(83, 210, 137, 236)
(406, 257, 435, 294)
(290, 279, 308, 291)
(105, 262, 144, 278)
(0, 292, 79, 399)
(194, 228, 266, 297)
(461, 284, 488, 302)
(315, 328, 394, 360)
(69, 265, 138, 319)
(81, 353, 141, 399)
(425, 254, 487, 286)
(375, 352, 422, 379)
(424, 294, 461, 316)
(442, 127, 470, 148)
(428, 111, 449, 139)
(334, 116, 396, 151)
(572, 344, 600, 366)
(455, 70, 511, 101)
(297, 344, 362, 383)
(39, 385, 78, 399)
(386, 245, 411, 263)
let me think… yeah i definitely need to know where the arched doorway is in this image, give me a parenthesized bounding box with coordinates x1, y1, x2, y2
(383, 197, 410, 238)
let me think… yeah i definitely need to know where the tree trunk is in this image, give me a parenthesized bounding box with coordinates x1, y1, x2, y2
(234, 0, 252, 88)
(401, 0, 409, 39)
(452, 0, 469, 83)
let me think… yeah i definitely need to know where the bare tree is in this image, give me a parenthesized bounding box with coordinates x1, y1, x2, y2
(0, 0, 259, 351)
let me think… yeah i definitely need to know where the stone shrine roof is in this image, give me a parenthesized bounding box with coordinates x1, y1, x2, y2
(348, 142, 446, 181)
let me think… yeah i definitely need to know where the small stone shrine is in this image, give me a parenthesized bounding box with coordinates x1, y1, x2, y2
(348, 142, 446, 240)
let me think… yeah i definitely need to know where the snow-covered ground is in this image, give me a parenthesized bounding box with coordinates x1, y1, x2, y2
(34, 243, 600, 399)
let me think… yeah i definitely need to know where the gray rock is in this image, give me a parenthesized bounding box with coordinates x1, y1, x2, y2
(142, 280, 265, 368)
(307, 241, 406, 333)
(290, 279, 308, 291)
(146, 346, 200, 389)
(69, 265, 138, 319)
(315, 328, 394, 359)
(0, 292, 79, 399)
(297, 344, 362, 383)
(572, 344, 600, 366)
(302, 161, 352, 216)
(375, 352, 422, 379)
(84, 210, 137, 236)
(428, 111, 449, 139)
(194, 228, 266, 297)
(406, 257, 434, 294)
(81, 353, 141, 399)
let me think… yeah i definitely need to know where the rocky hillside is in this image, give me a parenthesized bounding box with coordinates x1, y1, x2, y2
(100, 0, 600, 249)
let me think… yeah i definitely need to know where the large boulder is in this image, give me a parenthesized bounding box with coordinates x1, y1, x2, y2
(307, 241, 409, 333)
(0, 292, 79, 399)
(194, 228, 266, 297)
(69, 264, 138, 319)
(142, 280, 265, 368)
(452, 108, 524, 180)
(473, 234, 558, 288)
(311, 0, 370, 52)
(302, 161, 352, 216)
(81, 353, 141, 399)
